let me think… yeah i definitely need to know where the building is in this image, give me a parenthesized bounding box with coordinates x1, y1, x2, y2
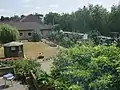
(20, 14, 43, 24)
(3, 42, 24, 58)
(0, 14, 52, 40)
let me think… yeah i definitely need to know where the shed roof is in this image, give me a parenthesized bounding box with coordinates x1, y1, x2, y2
(3, 41, 23, 47)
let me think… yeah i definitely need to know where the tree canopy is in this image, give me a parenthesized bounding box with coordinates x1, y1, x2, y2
(44, 3, 120, 35)
(51, 44, 120, 90)
(0, 24, 19, 43)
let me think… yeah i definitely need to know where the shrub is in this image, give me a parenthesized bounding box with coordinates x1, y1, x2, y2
(34, 68, 54, 86)
(31, 32, 41, 42)
(0, 24, 19, 44)
(51, 44, 120, 90)
(0, 59, 41, 76)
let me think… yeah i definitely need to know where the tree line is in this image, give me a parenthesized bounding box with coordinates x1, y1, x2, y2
(0, 15, 25, 22)
(44, 3, 120, 36)
(0, 13, 43, 22)
(1, 3, 120, 37)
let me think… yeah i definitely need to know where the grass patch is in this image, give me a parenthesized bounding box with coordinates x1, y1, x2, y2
(0, 42, 58, 59)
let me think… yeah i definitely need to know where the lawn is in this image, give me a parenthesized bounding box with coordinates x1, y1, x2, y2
(0, 42, 58, 59)
(0, 42, 58, 73)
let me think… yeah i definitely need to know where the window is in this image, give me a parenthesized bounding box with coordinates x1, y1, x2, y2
(11, 47, 16, 51)
(28, 32, 31, 36)
(20, 33, 23, 36)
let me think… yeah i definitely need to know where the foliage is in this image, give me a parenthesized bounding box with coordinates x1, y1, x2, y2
(0, 59, 55, 89)
(34, 68, 54, 87)
(51, 44, 120, 90)
(44, 3, 120, 35)
(31, 32, 41, 42)
(0, 24, 19, 43)
(48, 32, 79, 48)
(44, 4, 109, 35)
(44, 12, 60, 25)
(88, 30, 101, 45)
(0, 59, 41, 76)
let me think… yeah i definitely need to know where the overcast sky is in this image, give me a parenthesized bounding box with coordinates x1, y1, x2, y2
(0, 0, 120, 16)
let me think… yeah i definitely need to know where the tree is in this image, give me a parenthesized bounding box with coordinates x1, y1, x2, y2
(44, 12, 60, 25)
(44, 4, 109, 35)
(108, 3, 120, 33)
(10, 15, 20, 21)
(20, 15, 25, 19)
(51, 44, 120, 90)
(0, 16, 5, 21)
(88, 30, 101, 45)
(59, 13, 73, 31)
(0, 24, 19, 43)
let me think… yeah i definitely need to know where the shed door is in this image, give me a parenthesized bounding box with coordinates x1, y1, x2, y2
(18, 46, 23, 57)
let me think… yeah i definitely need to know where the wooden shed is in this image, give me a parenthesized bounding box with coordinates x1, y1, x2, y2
(3, 42, 24, 58)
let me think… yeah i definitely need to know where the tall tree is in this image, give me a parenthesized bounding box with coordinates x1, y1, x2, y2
(109, 4, 120, 33)
(0, 24, 19, 43)
(44, 12, 60, 25)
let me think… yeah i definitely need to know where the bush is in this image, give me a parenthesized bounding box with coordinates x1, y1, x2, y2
(31, 32, 41, 42)
(0, 59, 41, 77)
(34, 68, 54, 86)
(48, 32, 76, 48)
(88, 30, 101, 45)
(51, 44, 120, 90)
(0, 24, 19, 44)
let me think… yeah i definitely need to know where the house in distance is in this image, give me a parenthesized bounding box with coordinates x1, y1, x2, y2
(0, 14, 52, 40)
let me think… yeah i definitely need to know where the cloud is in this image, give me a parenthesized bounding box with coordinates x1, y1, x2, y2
(49, 4, 59, 8)
(24, 4, 33, 8)
(35, 6, 41, 10)
(0, 9, 11, 13)
(22, 0, 33, 3)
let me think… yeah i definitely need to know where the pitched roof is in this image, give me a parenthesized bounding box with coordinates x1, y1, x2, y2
(0, 22, 51, 30)
(20, 14, 42, 23)
(3, 41, 23, 47)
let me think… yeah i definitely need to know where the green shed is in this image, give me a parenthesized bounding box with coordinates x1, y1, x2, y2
(3, 42, 24, 58)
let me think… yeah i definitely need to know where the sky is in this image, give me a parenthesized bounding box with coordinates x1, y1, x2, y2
(0, 0, 120, 16)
